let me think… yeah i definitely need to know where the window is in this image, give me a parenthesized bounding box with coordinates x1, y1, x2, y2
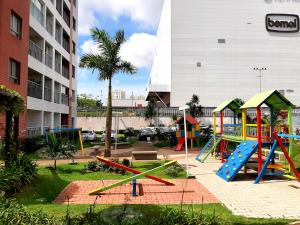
(73, 17, 76, 31)
(11, 12, 22, 38)
(72, 41, 76, 54)
(218, 39, 226, 44)
(9, 59, 21, 84)
(72, 65, 75, 78)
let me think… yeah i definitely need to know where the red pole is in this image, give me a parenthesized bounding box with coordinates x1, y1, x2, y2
(96, 156, 174, 185)
(273, 133, 300, 181)
(257, 106, 262, 174)
(220, 112, 224, 134)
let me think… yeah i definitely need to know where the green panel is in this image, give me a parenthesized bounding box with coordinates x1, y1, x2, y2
(240, 90, 295, 110)
(213, 99, 243, 113)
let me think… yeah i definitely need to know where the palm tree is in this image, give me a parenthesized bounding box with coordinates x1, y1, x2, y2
(80, 28, 137, 157)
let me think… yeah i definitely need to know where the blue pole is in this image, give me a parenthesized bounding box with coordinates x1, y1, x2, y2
(255, 140, 278, 184)
(132, 177, 137, 197)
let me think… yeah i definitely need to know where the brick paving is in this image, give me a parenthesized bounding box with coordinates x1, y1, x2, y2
(54, 179, 219, 205)
(177, 156, 300, 219)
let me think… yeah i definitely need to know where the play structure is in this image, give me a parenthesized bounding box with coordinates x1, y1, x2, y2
(175, 115, 201, 151)
(45, 127, 84, 154)
(89, 156, 176, 195)
(195, 98, 244, 162)
(197, 90, 300, 183)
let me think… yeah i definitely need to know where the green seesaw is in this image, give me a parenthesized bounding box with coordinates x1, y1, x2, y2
(89, 160, 177, 195)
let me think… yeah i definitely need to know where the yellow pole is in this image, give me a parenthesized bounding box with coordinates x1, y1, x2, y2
(242, 109, 247, 141)
(78, 130, 84, 155)
(213, 112, 217, 158)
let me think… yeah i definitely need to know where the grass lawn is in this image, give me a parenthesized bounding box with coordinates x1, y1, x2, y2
(12, 161, 292, 224)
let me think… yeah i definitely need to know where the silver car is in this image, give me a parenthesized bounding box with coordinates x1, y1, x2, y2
(81, 130, 97, 141)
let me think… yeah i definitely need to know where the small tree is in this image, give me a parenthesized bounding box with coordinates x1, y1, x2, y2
(186, 94, 203, 117)
(144, 97, 156, 125)
(45, 134, 75, 170)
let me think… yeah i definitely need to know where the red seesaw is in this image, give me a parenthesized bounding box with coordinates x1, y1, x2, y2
(96, 156, 175, 186)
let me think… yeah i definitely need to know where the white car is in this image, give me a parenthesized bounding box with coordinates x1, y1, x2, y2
(101, 130, 117, 142)
(81, 130, 97, 141)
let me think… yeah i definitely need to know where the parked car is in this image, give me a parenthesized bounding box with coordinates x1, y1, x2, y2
(124, 127, 135, 137)
(138, 128, 155, 141)
(101, 130, 117, 142)
(81, 130, 97, 141)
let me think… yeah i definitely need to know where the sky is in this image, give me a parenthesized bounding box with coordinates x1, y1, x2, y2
(77, 0, 164, 101)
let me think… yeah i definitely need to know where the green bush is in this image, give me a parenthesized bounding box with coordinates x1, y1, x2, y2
(165, 164, 184, 178)
(0, 198, 57, 225)
(153, 140, 170, 148)
(20, 136, 45, 153)
(0, 155, 37, 196)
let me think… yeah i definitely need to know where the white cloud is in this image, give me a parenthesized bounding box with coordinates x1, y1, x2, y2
(78, 0, 164, 36)
(80, 33, 157, 69)
(120, 33, 157, 68)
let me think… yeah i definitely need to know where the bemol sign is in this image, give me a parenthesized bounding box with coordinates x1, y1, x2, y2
(266, 14, 299, 32)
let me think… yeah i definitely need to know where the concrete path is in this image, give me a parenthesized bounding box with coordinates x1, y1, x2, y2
(177, 156, 300, 219)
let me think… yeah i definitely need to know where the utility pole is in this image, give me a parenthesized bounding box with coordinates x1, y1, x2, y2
(253, 67, 267, 92)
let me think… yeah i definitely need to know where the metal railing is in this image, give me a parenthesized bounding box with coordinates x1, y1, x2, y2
(61, 93, 69, 106)
(63, 12, 70, 27)
(223, 124, 242, 137)
(29, 40, 43, 62)
(46, 18, 53, 35)
(27, 127, 42, 137)
(55, 59, 61, 74)
(44, 86, 52, 102)
(54, 91, 60, 103)
(63, 38, 70, 52)
(30, 1, 44, 25)
(62, 65, 69, 79)
(45, 52, 53, 68)
(55, 29, 62, 44)
(27, 80, 42, 99)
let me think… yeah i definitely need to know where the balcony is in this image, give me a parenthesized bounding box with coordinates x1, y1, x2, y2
(28, 80, 42, 99)
(30, 1, 44, 25)
(29, 40, 43, 62)
(46, 19, 53, 35)
(61, 93, 69, 106)
(63, 38, 70, 53)
(62, 65, 69, 79)
(45, 52, 53, 68)
(54, 91, 60, 104)
(44, 86, 52, 102)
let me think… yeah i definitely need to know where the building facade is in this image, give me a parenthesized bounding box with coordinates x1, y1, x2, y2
(0, 0, 78, 138)
(147, 0, 300, 107)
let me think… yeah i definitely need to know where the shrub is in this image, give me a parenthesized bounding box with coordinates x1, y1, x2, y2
(0, 155, 37, 196)
(0, 198, 57, 225)
(165, 164, 184, 178)
(153, 140, 170, 148)
(20, 135, 45, 154)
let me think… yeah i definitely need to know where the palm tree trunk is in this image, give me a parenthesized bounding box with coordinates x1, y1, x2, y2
(105, 78, 112, 157)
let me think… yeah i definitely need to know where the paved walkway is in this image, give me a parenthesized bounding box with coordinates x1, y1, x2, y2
(177, 156, 300, 219)
(54, 179, 219, 205)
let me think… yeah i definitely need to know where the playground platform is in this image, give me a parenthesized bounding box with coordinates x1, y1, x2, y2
(54, 179, 219, 205)
(180, 156, 300, 219)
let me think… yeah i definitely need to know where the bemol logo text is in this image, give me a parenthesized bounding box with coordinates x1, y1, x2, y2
(266, 14, 299, 32)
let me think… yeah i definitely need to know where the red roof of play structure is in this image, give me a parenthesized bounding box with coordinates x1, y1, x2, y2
(176, 115, 198, 125)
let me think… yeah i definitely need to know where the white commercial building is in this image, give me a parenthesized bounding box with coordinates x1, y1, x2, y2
(27, 0, 78, 136)
(147, 0, 300, 107)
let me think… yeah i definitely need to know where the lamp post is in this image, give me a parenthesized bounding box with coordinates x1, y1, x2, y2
(179, 105, 190, 178)
(253, 67, 267, 92)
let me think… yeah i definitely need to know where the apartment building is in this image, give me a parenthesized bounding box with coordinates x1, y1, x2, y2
(0, 0, 78, 138)
(147, 0, 300, 107)
(0, 0, 30, 138)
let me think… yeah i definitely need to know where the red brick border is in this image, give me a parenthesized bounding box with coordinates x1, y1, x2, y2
(54, 179, 219, 205)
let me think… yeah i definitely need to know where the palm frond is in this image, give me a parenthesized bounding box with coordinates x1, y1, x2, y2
(117, 60, 137, 74)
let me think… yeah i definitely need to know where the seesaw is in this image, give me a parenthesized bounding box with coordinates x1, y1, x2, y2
(89, 157, 177, 195)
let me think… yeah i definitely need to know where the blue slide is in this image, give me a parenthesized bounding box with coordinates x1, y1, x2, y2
(217, 140, 258, 182)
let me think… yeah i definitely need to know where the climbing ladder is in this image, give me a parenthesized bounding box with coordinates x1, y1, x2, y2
(195, 136, 221, 163)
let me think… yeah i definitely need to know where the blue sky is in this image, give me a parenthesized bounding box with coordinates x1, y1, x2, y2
(77, 0, 164, 101)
